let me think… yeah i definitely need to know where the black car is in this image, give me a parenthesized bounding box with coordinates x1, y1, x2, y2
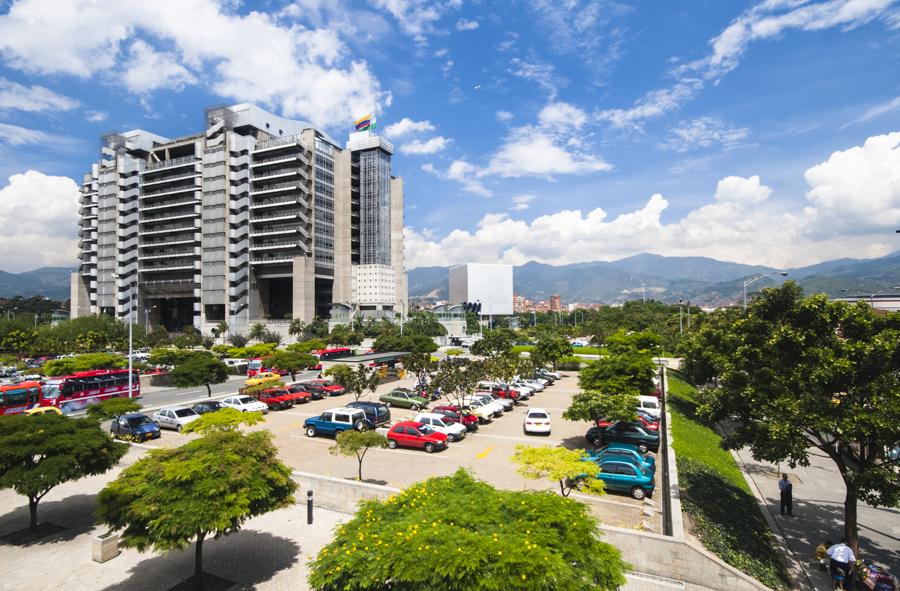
(346, 401, 392, 426)
(110, 413, 161, 441)
(586, 422, 660, 453)
(287, 382, 324, 400)
(192, 400, 223, 414)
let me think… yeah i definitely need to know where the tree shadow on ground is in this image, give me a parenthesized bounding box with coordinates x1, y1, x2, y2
(99, 530, 300, 591)
(558, 434, 590, 451)
(0, 493, 98, 546)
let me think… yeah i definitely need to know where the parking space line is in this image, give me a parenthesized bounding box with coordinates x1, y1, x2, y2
(277, 411, 317, 417)
(287, 434, 450, 459)
(476, 446, 494, 459)
(476, 433, 564, 446)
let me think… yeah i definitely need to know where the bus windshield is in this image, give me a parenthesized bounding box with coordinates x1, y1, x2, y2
(42, 381, 61, 400)
(248, 360, 262, 370)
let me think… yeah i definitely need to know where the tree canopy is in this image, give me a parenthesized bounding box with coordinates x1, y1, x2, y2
(0, 414, 127, 532)
(42, 352, 126, 376)
(265, 350, 318, 381)
(532, 334, 572, 369)
(330, 430, 389, 481)
(512, 445, 605, 497)
(307, 469, 627, 591)
(692, 282, 900, 551)
(170, 355, 229, 397)
(469, 328, 515, 357)
(372, 333, 437, 354)
(342, 364, 381, 402)
(86, 397, 142, 421)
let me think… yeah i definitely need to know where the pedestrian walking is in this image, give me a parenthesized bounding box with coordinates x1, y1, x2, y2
(779, 473, 793, 516)
(827, 539, 856, 590)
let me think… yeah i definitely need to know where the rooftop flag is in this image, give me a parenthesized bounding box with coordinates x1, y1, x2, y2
(355, 114, 375, 131)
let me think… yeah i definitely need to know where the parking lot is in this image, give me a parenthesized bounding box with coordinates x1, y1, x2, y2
(132, 373, 662, 532)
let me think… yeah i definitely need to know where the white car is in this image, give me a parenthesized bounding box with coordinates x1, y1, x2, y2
(153, 406, 201, 431)
(414, 412, 467, 442)
(510, 379, 539, 395)
(472, 392, 512, 413)
(524, 408, 552, 435)
(221, 395, 269, 414)
(637, 395, 661, 419)
(516, 376, 545, 392)
(463, 396, 503, 419)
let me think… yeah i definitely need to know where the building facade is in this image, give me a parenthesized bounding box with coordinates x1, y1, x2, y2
(71, 104, 406, 335)
(448, 263, 513, 316)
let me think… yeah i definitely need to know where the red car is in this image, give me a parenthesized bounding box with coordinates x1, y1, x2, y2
(386, 421, 449, 453)
(251, 388, 295, 411)
(595, 416, 659, 432)
(432, 405, 479, 431)
(265, 386, 311, 405)
(287, 382, 322, 401)
(301, 380, 346, 397)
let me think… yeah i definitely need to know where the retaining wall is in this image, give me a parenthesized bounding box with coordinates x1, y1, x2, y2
(291, 470, 400, 513)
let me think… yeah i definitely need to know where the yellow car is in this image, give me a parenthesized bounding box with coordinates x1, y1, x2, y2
(24, 406, 63, 416)
(244, 372, 282, 388)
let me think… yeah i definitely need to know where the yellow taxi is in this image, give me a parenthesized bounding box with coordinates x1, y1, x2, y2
(244, 371, 282, 388)
(24, 406, 63, 416)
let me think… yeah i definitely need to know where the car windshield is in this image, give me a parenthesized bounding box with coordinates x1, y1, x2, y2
(418, 425, 435, 435)
(239, 396, 256, 404)
(127, 416, 152, 426)
(174, 409, 196, 418)
(529, 412, 548, 419)
(41, 381, 61, 399)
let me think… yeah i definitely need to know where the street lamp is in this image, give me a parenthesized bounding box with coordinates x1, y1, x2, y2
(743, 272, 788, 309)
(112, 273, 136, 399)
(677, 299, 684, 334)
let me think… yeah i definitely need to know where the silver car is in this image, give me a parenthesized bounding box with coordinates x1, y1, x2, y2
(153, 406, 201, 431)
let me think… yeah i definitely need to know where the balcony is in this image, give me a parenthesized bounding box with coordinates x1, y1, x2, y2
(142, 223, 197, 236)
(140, 262, 198, 273)
(138, 247, 197, 261)
(249, 180, 304, 196)
(139, 235, 197, 248)
(254, 134, 301, 152)
(142, 155, 197, 173)
(141, 184, 198, 199)
(250, 253, 298, 265)
(249, 225, 303, 238)
(250, 211, 305, 224)
(141, 198, 198, 212)
(251, 167, 307, 182)
(141, 211, 197, 224)
(250, 240, 302, 251)
(250, 196, 302, 210)
(252, 153, 308, 167)
(141, 172, 198, 188)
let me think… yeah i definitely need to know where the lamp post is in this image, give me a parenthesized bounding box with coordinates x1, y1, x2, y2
(743, 272, 788, 309)
(112, 273, 135, 399)
(678, 299, 684, 334)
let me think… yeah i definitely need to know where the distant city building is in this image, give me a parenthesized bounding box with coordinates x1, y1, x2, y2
(448, 263, 513, 316)
(71, 104, 407, 336)
(549, 295, 561, 312)
(513, 293, 532, 313)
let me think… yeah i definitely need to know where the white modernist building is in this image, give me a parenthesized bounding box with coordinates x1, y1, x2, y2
(448, 263, 513, 316)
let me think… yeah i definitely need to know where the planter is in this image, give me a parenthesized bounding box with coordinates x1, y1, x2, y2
(92, 532, 120, 563)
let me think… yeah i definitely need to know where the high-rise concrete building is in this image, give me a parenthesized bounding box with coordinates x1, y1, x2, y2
(549, 295, 561, 312)
(448, 263, 513, 316)
(71, 104, 406, 336)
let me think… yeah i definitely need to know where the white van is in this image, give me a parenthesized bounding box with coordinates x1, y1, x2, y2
(636, 395, 661, 418)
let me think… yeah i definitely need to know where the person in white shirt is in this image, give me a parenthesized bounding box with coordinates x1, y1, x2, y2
(827, 539, 856, 589)
(778, 474, 793, 516)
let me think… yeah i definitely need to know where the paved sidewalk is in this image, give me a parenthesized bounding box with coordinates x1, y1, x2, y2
(733, 446, 899, 590)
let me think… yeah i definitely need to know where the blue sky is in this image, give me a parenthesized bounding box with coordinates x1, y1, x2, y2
(0, 0, 899, 272)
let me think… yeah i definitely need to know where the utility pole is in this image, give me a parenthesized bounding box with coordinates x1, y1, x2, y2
(678, 299, 683, 334)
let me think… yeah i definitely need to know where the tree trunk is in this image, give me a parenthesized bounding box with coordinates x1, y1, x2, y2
(194, 532, 205, 589)
(28, 496, 38, 533)
(206, 383, 211, 397)
(844, 487, 859, 554)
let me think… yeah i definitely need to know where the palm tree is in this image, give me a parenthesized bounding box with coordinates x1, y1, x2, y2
(288, 319, 307, 342)
(248, 322, 267, 343)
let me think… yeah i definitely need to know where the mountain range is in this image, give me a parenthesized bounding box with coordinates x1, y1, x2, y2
(408, 252, 900, 306)
(3, 251, 900, 306)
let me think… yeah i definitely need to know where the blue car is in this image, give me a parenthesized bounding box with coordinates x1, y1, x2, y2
(110, 413, 161, 442)
(303, 407, 373, 438)
(585, 443, 656, 474)
(591, 459, 655, 500)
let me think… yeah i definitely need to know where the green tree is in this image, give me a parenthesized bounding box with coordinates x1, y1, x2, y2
(210, 321, 228, 344)
(532, 334, 572, 369)
(182, 407, 264, 434)
(42, 352, 127, 376)
(306, 316, 330, 340)
(0, 414, 127, 533)
(148, 347, 205, 367)
(328, 324, 364, 346)
(86, 398, 142, 421)
(323, 364, 352, 388)
(483, 353, 518, 384)
(1, 329, 34, 356)
(431, 357, 485, 412)
(173, 326, 204, 349)
(285, 338, 327, 355)
(307, 469, 627, 591)
(512, 445, 606, 497)
(470, 328, 515, 357)
(265, 350, 317, 382)
(146, 325, 171, 348)
(402, 352, 437, 386)
(96, 427, 296, 587)
(676, 309, 741, 386)
(372, 333, 437, 354)
(402, 311, 448, 337)
(228, 333, 248, 348)
(695, 282, 900, 552)
(343, 364, 381, 403)
(329, 430, 389, 481)
(288, 318, 307, 342)
(248, 322, 268, 343)
(171, 356, 230, 397)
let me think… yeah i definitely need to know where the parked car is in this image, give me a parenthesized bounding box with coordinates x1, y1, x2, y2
(379, 388, 430, 410)
(23, 406, 62, 416)
(590, 459, 655, 499)
(301, 380, 346, 397)
(586, 422, 660, 453)
(249, 388, 295, 411)
(153, 406, 201, 431)
(515, 376, 545, 392)
(536, 368, 561, 380)
(346, 401, 392, 426)
(244, 371, 282, 388)
(463, 396, 504, 419)
(635, 409, 660, 424)
(432, 405, 479, 431)
(523, 407, 552, 435)
(585, 443, 656, 474)
(473, 391, 513, 413)
(287, 382, 323, 401)
(110, 413, 161, 441)
(476, 382, 523, 402)
(386, 421, 449, 453)
(221, 395, 270, 414)
(413, 412, 467, 442)
(595, 416, 659, 432)
(267, 385, 311, 405)
(192, 400, 224, 415)
(637, 395, 661, 418)
(303, 407, 373, 438)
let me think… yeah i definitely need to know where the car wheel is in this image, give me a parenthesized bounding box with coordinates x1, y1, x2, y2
(175, 424, 182, 432)
(411, 404, 420, 411)
(354, 421, 366, 431)
(388, 439, 398, 449)
(631, 487, 646, 500)
(306, 426, 317, 438)
(424, 442, 435, 453)
(591, 436, 603, 447)
(637, 443, 648, 453)
(384, 401, 391, 408)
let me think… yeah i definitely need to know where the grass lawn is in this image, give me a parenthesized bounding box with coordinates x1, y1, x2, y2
(668, 374, 790, 589)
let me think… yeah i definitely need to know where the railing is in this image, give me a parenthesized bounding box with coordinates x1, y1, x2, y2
(255, 134, 300, 151)
(141, 222, 196, 235)
(250, 180, 302, 193)
(140, 235, 196, 247)
(252, 153, 307, 166)
(143, 155, 197, 172)
(251, 254, 297, 264)
(250, 211, 301, 223)
(251, 196, 299, 208)
(250, 224, 301, 236)
(251, 167, 304, 180)
(141, 198, 198, 212)
(141, 211, 197, 223)
(203, 147, 224, 155)
(141, 184, 197, 199)
(250, 240, 301, 250)
(140, 263, 197, 272)
(141, 173, 197, 187)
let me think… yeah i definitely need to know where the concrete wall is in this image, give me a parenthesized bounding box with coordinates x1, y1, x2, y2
(70, 272, 91, 319)
(291, 470, 399, 513)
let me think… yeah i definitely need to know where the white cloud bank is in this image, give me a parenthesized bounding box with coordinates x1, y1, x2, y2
(0, 0, 389, 127)
(0, 77, 79, 112)
(0, 170, 80, 272)
(406, 131, 900, 269)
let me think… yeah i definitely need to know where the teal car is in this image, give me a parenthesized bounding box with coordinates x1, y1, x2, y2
(585, 443, 656, 474)
(379, 388, 430, 410)
(591, 459, 655, 500)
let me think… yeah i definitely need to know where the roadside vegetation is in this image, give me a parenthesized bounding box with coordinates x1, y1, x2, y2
(668, 373, 790, 589)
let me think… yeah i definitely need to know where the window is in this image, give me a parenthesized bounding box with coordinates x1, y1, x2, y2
(391, 425, 403, 433)
(404, 427, 419, 436)
(334, 414, 350, 423)
(320, 412, 333, 422)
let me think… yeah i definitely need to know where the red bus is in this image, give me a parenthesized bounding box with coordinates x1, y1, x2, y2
(313, 347, 353, 361)
(0, 381, 41, 415)
(41, 369, 141, 414)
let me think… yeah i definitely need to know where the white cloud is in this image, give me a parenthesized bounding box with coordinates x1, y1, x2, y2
(434, 48, 449, 58)
(496, 110, 513, 122)
(405, 131, 900, 269)
(423, 159, 492, 197)
(370, 0, 456, 43)
(510, 194, 535, 210)
(85, 110, 107, 122)
(400, 135, 450, 155)
(483, 125, 611, 178)
(456, 18, 479, 31)
(0, 78, 79, 112)
(121, 40, 197, 93)
(538, 101, 587, 130)
(598, 79, 702, 128)
(0, 170, 80, 272)
(843, 95, 900, 128)
(0, 122, 55, 145)
(384, 117, 436, 137)
(507, 58, 565, 98)
(659, 116, 750, 152)
(0, 0, 389, 127)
